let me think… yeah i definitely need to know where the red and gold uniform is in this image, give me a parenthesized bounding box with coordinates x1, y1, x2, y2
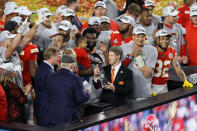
(110, 31, 133, 47)
(19, 43, 38, 86)
(152, 46, 177, 85)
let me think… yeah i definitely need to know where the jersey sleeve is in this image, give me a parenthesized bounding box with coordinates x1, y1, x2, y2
(30, 44, 39, 61)
(145, 46, 158, 68)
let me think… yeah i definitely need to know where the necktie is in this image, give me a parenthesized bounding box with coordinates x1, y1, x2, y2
(111, 68, 115, 83)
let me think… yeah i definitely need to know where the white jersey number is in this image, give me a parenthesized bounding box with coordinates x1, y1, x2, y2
(154, 60, 171, 78)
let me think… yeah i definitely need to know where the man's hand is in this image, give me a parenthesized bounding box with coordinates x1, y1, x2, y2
(169, 101, 178, 120)
(94, 64, 100, 80)
(182, 56, 188, 64)
(183, 80, 193, 89)
(152, 28, 158, 40)
(104, 82, 115, 91)
(71, 63, 78, 73)
(85, 89, 92, 94)
(22, 84, 32, 96)
(17, 18, 30, 33)
(176, 56, 183, 63)
(6, 71, 18, 78)
(131, 44, 142, 58)
(35, 15, 45, 25)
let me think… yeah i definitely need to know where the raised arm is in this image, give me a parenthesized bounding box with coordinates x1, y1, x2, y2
(20, 17, 45, 50)
(20, 24, 38, 50)
(172, 55, 193, 89)
(5, 33, 22, 59)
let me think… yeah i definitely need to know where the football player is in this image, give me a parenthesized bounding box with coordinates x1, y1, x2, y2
(152, 29, 193, 95)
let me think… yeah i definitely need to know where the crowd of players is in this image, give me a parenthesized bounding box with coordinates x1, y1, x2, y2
(0, 0, 197, 128)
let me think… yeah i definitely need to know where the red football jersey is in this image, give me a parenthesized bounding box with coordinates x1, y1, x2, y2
(20, 43, 38, 86)
(152, 46, 177, 85)
(110, 31, 133, 47)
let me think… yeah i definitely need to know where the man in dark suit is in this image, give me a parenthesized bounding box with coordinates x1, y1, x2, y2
(34, 47, 60, 126)
(93, 46, 133, 107)
(43, 49, 91, 126)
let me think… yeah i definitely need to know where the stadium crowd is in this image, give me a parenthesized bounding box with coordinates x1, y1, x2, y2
(0, 0, 197, 128)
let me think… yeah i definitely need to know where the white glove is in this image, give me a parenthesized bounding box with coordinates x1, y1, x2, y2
(36, 16, 45, 25)
(17, 18, 30, 34)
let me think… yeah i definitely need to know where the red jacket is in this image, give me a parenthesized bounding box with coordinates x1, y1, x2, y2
(177, 4, 190, 28)
(0, 85, 8, 122)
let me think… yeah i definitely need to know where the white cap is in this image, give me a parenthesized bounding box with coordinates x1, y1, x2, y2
(62, 8, 75, 17)
(100, 16, 110, 24)
(88, 16, 100, 25)
(0, 31, 16, 42)
(4, 2, 17, 9)
(58, 20, 72, 31)
(155, 29, 171, 38)
(133, 26, 146, 35)
(4, 2, 19, 15)
(11, 16, 23, 26)
(37, 8, 51, 19)
(56, 5, 67, 14)
(145, 0, 155, 7)
(0, 62, 15, 72)
(118, 15, 135, 26)
(163, 6, 179, 17)
(190, 5, 197, 17)
(17, 6, 33, 16)
(94, 1, 107, 9)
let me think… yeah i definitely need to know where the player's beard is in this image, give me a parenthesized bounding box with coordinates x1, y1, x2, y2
(119, 26, 129, 35)
(87, 42, 96, 51)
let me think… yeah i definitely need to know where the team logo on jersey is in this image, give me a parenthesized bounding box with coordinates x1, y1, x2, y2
(169, 53, 173, 59)
(113, 39, 118, 44)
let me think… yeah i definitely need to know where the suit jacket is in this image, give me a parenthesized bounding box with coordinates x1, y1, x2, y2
(44, 68, 89, 125)
(34, 62, 53, 125)
(93, 64, 133, 107)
